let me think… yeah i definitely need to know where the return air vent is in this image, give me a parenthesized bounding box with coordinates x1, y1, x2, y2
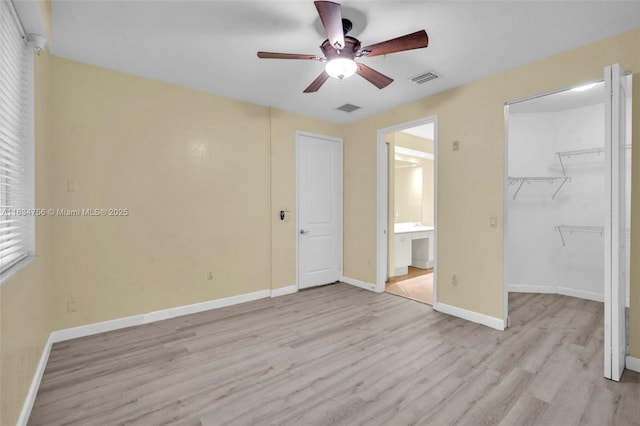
(408, 71, 439, 85)
(336, 103, 361, 113)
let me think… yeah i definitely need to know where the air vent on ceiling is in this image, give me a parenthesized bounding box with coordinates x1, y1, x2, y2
(408, 71, 439, 85)
(336, 103, 361, 113)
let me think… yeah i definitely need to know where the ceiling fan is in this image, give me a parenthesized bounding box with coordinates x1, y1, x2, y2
(257, 1, 429, 93)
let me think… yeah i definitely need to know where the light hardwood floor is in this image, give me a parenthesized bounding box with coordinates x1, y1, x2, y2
(29, 284, 640, 425)
(387, 266, 433, 285)
(386, 267, 433, 305)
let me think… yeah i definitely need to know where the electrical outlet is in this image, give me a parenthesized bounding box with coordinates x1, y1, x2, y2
(207, 271, 213, 280)
(67, 300, 77, 313)
(452, 140, 460, 151)
(452, 273, 458, 286)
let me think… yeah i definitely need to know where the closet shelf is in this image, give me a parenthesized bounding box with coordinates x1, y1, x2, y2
(556, 144, 632, 176)
(507, 176, 571, 200)
(555, 224, 630, 246)
(556, 148, 603, 176)
(555, 225, 603, 247)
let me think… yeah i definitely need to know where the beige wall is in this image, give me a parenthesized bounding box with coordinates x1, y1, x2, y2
(48, 56, 275, 329)
(343, 29, 640, 327)
(38, 0, 52, 38)
(47, 56, 345, 329)
(1, 53, 53, 426)
(394, 132, 434, 154)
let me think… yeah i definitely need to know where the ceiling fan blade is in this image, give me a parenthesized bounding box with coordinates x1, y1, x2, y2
(359, 30, 429, 58)
(257, 52, 322, 61)
(356, 63, 393, 89)
(314, 1, 345, 50)
(303, 71, 330, 93)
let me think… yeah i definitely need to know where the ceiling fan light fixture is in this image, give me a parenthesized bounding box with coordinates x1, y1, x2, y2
(325, 58, 357, 80)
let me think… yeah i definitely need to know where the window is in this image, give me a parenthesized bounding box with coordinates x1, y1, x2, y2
(0, 0, 35, 282)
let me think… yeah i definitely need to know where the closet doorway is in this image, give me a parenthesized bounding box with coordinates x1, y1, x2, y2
(376, 117, 438, 305)
(504, 65, 632, 381)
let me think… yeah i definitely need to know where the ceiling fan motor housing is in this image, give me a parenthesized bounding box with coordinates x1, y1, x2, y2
(321, 36, 360, 61)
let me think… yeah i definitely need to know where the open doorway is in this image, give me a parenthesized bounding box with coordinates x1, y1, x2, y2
(377, 117, 438, 305)
(504, 67, 632, 381)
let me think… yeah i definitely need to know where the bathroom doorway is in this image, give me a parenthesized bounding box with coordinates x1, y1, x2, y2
(377, 117, 437, 305)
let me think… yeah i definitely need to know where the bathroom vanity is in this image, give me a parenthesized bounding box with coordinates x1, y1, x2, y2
(394, 223, 434, 276)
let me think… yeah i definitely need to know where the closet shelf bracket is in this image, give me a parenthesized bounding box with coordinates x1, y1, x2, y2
(508, 176, 571, 200)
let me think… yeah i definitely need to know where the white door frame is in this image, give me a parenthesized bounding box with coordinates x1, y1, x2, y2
(295, 131, 343, 290)
(503, 104, 511, 327)
(604, 63, 628, 381)
(376, 115, 439, 301)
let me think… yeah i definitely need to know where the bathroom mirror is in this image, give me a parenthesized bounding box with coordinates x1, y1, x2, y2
(394, 160, 423, 223)
(387, 126, 435, 227)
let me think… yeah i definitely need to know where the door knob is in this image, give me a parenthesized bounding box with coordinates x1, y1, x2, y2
(300, 229, 309, 234)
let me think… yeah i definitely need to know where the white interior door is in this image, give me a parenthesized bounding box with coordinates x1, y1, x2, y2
(297, 132, 343, 289)
(604, 63, 627, 381)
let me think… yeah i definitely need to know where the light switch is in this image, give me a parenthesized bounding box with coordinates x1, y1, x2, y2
(452, 140, 460, 151)
(67, 179, 79, 192)
(490, 216, 498, 228)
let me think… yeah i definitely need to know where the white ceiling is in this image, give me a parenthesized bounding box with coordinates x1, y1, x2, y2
(401, 123, 434, 141)
(48, 1, 640, 124)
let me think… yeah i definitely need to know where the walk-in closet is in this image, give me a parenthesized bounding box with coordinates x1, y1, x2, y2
(506, 77, 631, 302)
(505, 67, 632, 380)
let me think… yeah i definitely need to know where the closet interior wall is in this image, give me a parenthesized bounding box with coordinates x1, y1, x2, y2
(506, 84, 630, 303)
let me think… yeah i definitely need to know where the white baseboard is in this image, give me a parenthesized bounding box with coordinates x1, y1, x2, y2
(556, 286, 603, 303)
(341, 276, 379, 293)
(271, 285, 297, 298)
(16, 334, 53, 426)
(411, 259, 428, 269)
(394, 266, 408, 276)
(52, 289, 271, 343)
(434, 302, 505, 331)
(508, 284, 556, 294)
(626, 356, 640, 373)
(508, 284, 603, 303)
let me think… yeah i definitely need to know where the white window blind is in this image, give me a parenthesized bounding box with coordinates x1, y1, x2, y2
(0, 0, 35, 278)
